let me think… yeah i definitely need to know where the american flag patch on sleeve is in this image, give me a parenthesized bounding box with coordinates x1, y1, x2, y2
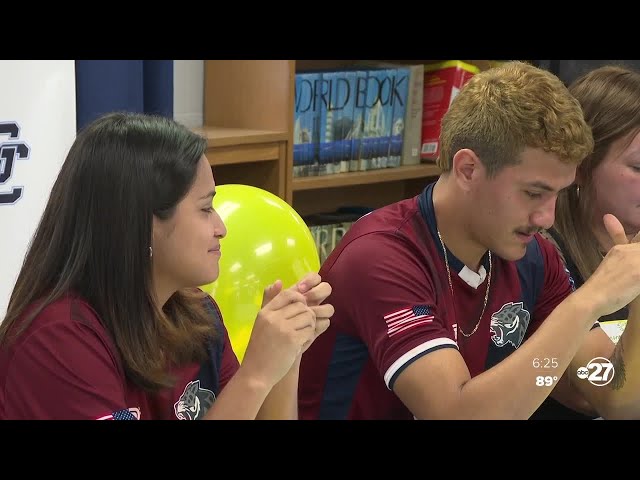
(96, 407, 141, 420)
(384, 305, 434, 337)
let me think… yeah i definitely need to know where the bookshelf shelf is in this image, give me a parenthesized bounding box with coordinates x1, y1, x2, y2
(193, 124, 288, 198)
(292, 163, 441, 191)
(194, 126, 288, 167)
(195, 126, 288, 149)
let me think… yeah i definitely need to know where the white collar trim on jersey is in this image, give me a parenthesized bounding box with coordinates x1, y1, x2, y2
(458, 265, 487, 289)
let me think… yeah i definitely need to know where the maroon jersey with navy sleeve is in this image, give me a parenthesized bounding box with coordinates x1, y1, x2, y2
(297, 182, 575, 420)
(0, 292, 239, 420)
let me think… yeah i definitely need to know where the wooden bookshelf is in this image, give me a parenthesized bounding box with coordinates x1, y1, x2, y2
(292, 163, 441, 191)
(201, 60, 500, 217)
(201, 61, 294, 200)
(194, 125, 288, 199)
(195, 126, 287, 166)
(293, 177, 436, 217)
(195, 126, 289, 150)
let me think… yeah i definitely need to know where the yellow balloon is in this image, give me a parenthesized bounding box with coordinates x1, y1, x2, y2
(200, 184, 320, 362)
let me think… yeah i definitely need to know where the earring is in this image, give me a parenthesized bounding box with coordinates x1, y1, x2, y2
(149, 246, 153, 258)
(576, 185, 580, 198)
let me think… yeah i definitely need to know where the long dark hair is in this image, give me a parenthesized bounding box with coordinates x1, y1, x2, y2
(555, 65, 640, 281)
(0, 112, 216, 391)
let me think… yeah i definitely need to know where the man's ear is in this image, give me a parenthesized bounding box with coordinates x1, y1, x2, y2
(451, 148, 482, 192)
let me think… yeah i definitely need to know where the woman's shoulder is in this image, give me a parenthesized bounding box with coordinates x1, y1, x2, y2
(15, 292, 112, 348)
(32, 292, 103, 326)
(193, 288, 223, 322)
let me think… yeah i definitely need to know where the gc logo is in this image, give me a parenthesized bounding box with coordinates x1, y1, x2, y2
(0, 121, 30, 205)
(576, 357, 615, 387)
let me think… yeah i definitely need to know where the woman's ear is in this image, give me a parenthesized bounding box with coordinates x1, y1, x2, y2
(152, 214, 165, 248)
(574, 165, 585, 187)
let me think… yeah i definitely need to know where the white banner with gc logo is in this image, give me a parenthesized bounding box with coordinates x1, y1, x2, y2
(0, 61, 76, 319)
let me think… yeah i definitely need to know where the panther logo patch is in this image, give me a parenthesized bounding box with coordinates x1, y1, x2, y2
(174, 380, 215, 420)
(490, 301, 530, 348)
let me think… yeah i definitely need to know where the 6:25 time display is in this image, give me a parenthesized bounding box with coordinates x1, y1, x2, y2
(532, 357, 558, 369)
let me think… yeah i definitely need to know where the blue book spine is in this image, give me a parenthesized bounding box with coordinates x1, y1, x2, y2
(389, 67, 409, 168)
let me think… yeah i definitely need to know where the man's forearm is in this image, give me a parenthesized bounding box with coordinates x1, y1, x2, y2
(256, 355, 301, 420)
(456, 294, 599, 419)
(599, 301, 640, 417)
(563, 299, 640, 419)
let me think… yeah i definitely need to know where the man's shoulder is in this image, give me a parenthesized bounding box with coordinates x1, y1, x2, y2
(512, 232, 561, 268)
(358, 196, 420, 228)
(505, 234, 554, 284)
(509, 233, 573, 295)
(320, 197, 426, 273)
(339, 197, 422, 247)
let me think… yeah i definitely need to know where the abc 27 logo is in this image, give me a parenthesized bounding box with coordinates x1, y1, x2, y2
(0, 122, 30, 205)
(576, 357, 615, 387)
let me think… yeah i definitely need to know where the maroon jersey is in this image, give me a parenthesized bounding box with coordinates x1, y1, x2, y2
(0, 292, 239, 420)
(298, 182, 575, 419)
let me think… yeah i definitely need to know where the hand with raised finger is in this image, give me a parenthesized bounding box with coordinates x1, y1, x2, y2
(604, 214, 640, 309)
(582, 214, 640, 318)
(604, 213, 640, 246)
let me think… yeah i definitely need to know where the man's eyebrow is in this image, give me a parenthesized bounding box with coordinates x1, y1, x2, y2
(523, 181, 555, 192)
